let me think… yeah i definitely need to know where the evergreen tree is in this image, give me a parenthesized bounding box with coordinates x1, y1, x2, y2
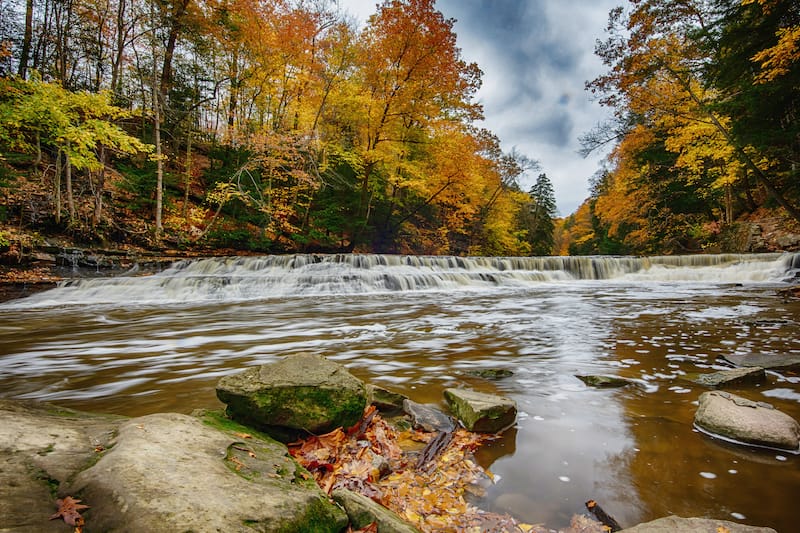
(520, 173, 557, 255)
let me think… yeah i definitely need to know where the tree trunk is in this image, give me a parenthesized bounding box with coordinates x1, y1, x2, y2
(154, 87, 163, 237)
(54, 149, 62, 224)
(93, 145, 106, 225)
(183, 130, 192, 219)
(65, 144, 75, 223)
(18, 0, 34, 78)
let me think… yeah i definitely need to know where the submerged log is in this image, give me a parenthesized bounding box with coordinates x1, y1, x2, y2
(585, 499, 622, 532)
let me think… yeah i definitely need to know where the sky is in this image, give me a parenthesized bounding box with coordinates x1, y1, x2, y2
(335, 0, 621, 216)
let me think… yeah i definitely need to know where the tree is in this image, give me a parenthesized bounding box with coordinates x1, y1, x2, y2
(520, 173, 557, 255)
(589, 0, 800, 226)
(0, 76, 151, 225)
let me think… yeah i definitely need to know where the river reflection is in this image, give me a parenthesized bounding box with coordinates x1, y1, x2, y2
(1, 259, 799, 531)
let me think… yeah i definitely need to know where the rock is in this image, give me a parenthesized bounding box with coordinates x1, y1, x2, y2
(690, 367, 766, 388)
(620, 515, 776, 532)
(576, 374, 634, 388)
(719, 353, 800, 371)
(216, 352, 367, 438)
(0, 400, 121, 533)
(332, 488, 422, 533)
(694, 391, 800, 451)
(465, 368, 514, 379)
(67, 410, 347, 532)
(402, 399, 456, 433)
(367, 383, 407, 412)
(443, 389, 517, 433)
(0, 401, 347, 533)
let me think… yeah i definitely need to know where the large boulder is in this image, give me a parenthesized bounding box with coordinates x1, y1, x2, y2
(621, 515, 776, 532)
(216, 353, 367, 437)
(443, 389, 517, 433)
(0, 400, 348, 533)
(68, 411, 347, 532)
(694, 391, 800, 451)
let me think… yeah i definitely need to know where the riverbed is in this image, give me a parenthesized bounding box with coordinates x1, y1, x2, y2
(1, 253, 798, 531)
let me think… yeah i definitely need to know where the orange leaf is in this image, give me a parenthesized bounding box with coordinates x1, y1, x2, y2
(49, 496, 89, 527)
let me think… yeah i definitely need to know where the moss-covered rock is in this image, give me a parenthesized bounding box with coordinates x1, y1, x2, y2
(332, 488, 421, 533)
(0, 400, 348, 533)
(443, 389, 517, 433)
(216, 353, 367, 438)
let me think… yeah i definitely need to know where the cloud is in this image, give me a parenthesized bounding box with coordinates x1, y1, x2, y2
(336, 0, 618, 214)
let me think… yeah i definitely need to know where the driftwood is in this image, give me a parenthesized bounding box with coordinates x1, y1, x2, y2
(585, 499, 622, 532)
(415, 430, 454, 471)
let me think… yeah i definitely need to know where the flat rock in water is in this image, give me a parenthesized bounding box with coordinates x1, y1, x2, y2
(367, 383, 407, 412)
(694, 391, 800, 451)
(216, 353, 366, 436)
(690, 366, 766, 388)
(620, 515, 776, 532)
(576, 374, 634, 388)
(443, 388, 517, 433)
(465, 368, 514, 379)
(402, 399, 456, 433)
(720, 353, 800, 370)
(332, 488, 421, 533)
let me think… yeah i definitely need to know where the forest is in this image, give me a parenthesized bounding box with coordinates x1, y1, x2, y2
(0, 0, 557, 257)
(562, 0, 800, 255)
(0, 0, 797, 258)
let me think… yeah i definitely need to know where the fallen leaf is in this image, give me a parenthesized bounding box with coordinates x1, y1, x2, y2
(49, 496, 89, 527)
(233, 432, 252, 439)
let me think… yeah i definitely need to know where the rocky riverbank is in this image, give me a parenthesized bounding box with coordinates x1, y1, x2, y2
(1, 354, 788, 532)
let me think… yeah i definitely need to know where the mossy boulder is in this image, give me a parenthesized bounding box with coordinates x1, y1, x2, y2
(0, 401, 348, 533)
(216, 353, 367, 438)
(443, 389, 517, 433)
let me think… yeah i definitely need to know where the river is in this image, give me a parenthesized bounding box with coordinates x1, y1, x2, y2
(1, 253, 799, 531)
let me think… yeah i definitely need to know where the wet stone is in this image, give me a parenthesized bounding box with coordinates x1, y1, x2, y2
(443, 389, 517, 433)
(691, 367, 766, 388)
(694, 391, 800, 452)
(576, 374, 634, 388)
(402, 399, 456, 433)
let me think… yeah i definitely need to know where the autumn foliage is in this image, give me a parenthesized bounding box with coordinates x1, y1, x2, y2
(287, 405, 608, 532)
(570, 0, 800, 255)
(0, 0, 552, 256)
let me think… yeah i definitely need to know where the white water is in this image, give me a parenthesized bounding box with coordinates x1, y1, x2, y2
(4, 252, 797, 308)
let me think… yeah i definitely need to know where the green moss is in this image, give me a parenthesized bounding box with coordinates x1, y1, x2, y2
(26, 464, 60, 498)
(274, 496, 348, 533)
(37, 443, 55, 456)
(198, 409, 278, 442)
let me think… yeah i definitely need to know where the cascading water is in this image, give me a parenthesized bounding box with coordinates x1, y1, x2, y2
(3, 252, 797, 308)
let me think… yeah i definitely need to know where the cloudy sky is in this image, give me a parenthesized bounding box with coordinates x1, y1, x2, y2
(336, 0, 621, 216)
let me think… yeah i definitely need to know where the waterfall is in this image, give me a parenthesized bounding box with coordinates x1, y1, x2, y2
(4, 252, 797, 307)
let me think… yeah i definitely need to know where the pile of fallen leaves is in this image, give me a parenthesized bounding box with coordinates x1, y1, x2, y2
(289, 406, 607, 533)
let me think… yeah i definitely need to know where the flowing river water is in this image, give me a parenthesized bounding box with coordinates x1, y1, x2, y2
(2, 253, 799, 531)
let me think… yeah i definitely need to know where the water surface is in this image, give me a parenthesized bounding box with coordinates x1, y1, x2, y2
(1, 253, 798, 530)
